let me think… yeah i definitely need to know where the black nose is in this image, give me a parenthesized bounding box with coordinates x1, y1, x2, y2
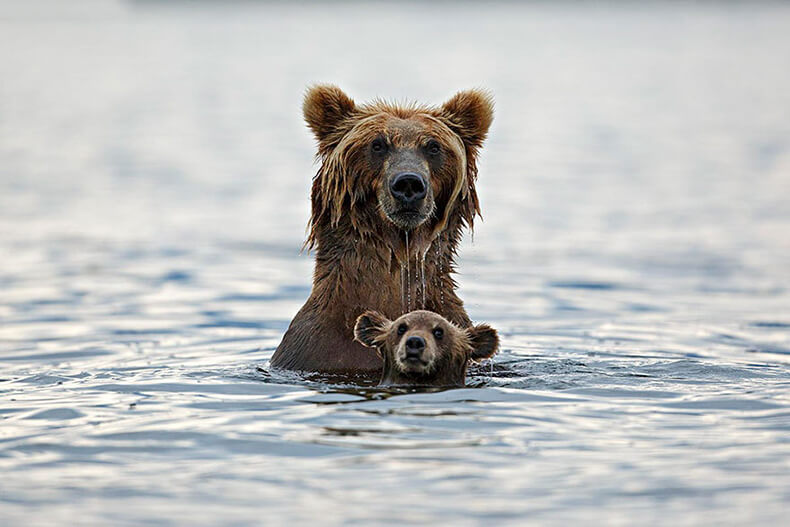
(390, 173, 427, 205)
(405, 336, 425, 359)
(406, 336, 425, 350)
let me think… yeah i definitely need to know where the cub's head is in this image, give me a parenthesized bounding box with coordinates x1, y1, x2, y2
(354, 310, 499, 387)
(303, 85, 494, 243)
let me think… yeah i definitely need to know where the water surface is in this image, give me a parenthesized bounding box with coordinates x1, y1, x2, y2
(1, 1, 790, 525)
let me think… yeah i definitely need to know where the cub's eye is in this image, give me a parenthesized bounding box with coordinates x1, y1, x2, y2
(371, 138, 387, 154)
(432, 327, 444, 340)
(397, 323, 408, 336)
(426, 140, 441, 156)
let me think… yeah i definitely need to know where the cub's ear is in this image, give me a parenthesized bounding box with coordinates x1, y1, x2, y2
(303, 84, 356, 144)
(354, 310, 391, 348)
(467, 323, 499, 361)
(439, 89, 494, 149)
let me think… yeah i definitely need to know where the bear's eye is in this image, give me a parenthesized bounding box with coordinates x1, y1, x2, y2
(426, 140, 441, 156)
(397, 323, 408, 336)
(432, 327, 444, 340)
(371, 138, 387, 154)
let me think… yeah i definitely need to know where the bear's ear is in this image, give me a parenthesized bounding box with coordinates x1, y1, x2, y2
(466, 323, 499, 362)
(303, 84, 356, 145)
(354, 310, 391, 349)
(439, 89, 494, 149)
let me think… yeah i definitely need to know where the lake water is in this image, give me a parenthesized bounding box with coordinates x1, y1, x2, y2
(1, 1, 789, 525)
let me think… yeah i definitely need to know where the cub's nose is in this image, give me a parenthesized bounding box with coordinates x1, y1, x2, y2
(390, 173, 427, 206)
(405, 335, 426, 359)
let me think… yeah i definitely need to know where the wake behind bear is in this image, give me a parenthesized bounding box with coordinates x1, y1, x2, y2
(270, 85, 494, 374)
(354, 310, 499, 387)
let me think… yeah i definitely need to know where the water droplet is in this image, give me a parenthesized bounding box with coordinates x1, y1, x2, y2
(420, 251, 426, 309)
(400, 263, 406, 314)
(405, 231, 411, 311)
(436, 232, 445, 310)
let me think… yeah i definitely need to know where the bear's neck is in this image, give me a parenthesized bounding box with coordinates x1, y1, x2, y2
(308, 216, 469, 329)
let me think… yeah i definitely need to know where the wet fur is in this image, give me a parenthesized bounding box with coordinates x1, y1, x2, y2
(271, 85, 494, 373)
(354, 310, 499, 387)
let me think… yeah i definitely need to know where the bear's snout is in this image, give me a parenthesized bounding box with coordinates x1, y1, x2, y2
(389, 172, 427, 207)
(404, 335, 426, 360)
(399, 333, 433, 372)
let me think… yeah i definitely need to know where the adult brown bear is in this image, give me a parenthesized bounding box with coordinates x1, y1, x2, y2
(270, 85, 493, 374)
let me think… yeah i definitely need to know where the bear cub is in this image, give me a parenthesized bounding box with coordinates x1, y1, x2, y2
(354, 310, 499, 387)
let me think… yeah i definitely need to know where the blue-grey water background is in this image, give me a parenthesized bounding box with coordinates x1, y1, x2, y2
(2, 1, 790, 525)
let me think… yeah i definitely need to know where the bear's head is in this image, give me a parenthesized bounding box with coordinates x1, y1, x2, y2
(354, 310, 499, 387)
(303, 85, 494, 245)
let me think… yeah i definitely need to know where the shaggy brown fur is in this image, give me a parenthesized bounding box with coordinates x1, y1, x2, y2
(354, 310, 499, 387)
(270, 85, 494, 373)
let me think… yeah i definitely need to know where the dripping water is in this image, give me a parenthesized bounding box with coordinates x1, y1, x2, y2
(414, 251, 421, 310)
(400, 263, 406, 314)
(405, 231, 411, 312)
(419, 250, 426, 309)
(436, 232, 445, 310)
